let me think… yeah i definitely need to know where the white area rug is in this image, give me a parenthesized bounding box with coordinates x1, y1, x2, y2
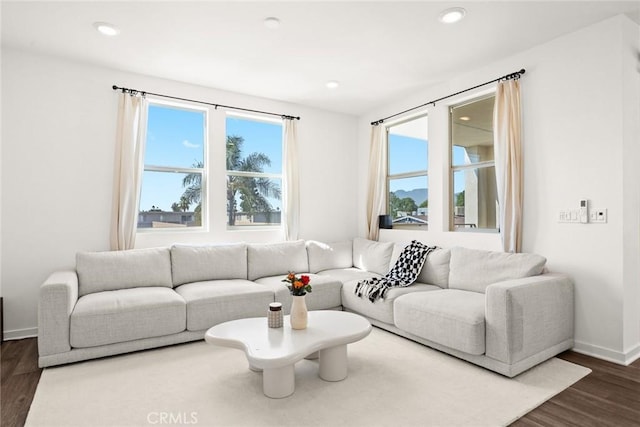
(27, 328, 590, 427)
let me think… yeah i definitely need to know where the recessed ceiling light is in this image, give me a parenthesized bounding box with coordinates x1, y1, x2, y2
(459, 116, 470, 121)
(264, 17, 281, 29)
(326, 81, 339, 89)
(438, 7, 466, 24)
(93, 22, 120, 36)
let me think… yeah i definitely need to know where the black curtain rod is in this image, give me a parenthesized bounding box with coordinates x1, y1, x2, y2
(112, 85, 301, 121)
(371, 68, 525, 126)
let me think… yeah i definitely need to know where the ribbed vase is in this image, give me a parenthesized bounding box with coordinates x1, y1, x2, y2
(290, 295, 308, 330)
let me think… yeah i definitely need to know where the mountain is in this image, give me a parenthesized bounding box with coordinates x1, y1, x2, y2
(393, 188, 428, 205)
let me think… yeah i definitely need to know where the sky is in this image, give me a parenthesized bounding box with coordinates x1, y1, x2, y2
(388, 133, 467, 203)
(139, 104, 283, 213)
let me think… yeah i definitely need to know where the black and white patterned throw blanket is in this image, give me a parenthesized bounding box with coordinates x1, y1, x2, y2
(355, 240, 437, 303)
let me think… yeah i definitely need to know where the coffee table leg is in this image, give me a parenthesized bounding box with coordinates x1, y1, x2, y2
(262, 365, 295, 398)
(318, 344, 348, 381)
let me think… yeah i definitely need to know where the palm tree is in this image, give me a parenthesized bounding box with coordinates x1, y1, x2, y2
(180, 160, 203, 225)
(178, 196, 191, 212)
(181, 161, 203, 206)
(226, 136, 280, 225)
(178, 135, 280, 226)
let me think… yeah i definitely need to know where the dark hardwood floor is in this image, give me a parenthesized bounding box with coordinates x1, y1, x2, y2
(1, 339, 41, 427)
(1, 338, 639, 427)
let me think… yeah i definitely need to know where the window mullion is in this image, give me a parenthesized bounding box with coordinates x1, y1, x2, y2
(388, 170, 428, 180)
(226, 170, 281, 179)
(145, 165, 204, 174)
(451, 160, 495, 172)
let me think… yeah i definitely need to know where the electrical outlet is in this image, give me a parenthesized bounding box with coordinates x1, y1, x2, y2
(590, 209, 608, 223)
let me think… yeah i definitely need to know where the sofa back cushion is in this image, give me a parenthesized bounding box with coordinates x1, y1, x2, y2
(417, 248, 451, 288)
(306, 240, 353, 273)
(353, 238, 394, 276)
(171, 243, 248, 286)
(389, 242, 450, 288)
(76, 247, 173, 297)
(448, 247, 546, 293)
(247, 240, 308, 280)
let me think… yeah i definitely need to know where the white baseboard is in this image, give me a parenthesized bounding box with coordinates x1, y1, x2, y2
(623, 343, 640, 365)
(573, 340, 640, 366)
(3, 327, 38, 341)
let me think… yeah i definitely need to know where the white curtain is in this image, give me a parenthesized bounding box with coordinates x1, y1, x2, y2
(493, 79, 523, 253)
(283, 119, 300, 241)
(110, 92, 147, 251)
(366, 125, 387, 241)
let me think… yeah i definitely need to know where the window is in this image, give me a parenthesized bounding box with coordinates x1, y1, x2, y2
(226, 114, 283, 227)
(386, 115, 429, 227)
(450, 94, 498, 231)
(138, 101, 207, 229)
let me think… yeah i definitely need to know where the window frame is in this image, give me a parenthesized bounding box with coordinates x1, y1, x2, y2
(137, 98, 209, 233)
(385, 113, 429, 229)
(449, 92, 498, 233)
(225, 112, 284, 230)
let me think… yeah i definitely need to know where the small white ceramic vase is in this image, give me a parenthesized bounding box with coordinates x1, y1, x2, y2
(290, 295, 308, 330)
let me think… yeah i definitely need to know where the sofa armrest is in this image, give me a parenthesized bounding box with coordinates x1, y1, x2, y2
(38, 270, 79, 357)
(485, 273, 573, 364)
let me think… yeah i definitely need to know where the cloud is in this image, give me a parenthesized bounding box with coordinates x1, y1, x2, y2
(182, 140, 200, 149)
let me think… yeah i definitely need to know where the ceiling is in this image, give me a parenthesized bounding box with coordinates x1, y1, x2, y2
(2, 1, 639, 116)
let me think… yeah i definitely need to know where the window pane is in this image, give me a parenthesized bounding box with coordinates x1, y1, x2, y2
(138, 171, 202, 228)
(388, 116, 428, 175)
(452, 167, 498, 230)
(145, 104, 205, 169)
(227, 176, 281, 226)
(226, 116, 282, 174)
(451, 96, 494, 166)
(388, 175, 428, 226)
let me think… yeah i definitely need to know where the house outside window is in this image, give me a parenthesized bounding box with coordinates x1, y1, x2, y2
(138, 101, 207, 230)
(450, 94, 498, 231)
(386, 115, 429, 228)
(226, 113, 283, 228)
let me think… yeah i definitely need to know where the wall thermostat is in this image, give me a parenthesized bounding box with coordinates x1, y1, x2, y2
(580, 199, 588, 223)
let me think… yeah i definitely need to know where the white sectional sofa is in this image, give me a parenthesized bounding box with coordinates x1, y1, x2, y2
(38, 238, 574, 377)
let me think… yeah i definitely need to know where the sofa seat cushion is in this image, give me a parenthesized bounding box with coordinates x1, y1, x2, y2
(253, 274, 342, 314)
(342, 280, 441, 324)
(175, 279, 274, 331)
(394, 289, 486, 355)
(317, 267, 380, 284)
(70, 287, 186, 348)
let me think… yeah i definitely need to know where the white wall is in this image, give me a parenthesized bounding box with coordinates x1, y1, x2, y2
(621, 16, 640, 359)
(1, 49, 358, 338)
(358, 15, 640, 364)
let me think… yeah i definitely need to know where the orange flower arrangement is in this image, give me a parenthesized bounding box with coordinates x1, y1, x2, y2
(282, 272, 312, 296)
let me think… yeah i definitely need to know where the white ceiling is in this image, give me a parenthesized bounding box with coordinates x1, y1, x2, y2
(2, 1, 639, 116)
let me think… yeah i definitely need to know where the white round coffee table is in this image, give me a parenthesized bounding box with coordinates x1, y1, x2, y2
(204, 310, 372, 398)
